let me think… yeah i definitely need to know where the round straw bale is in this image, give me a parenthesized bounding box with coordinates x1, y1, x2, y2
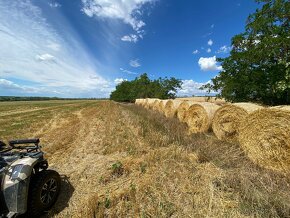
(158, 100, 169, 113)
(152, 99, 161, 111)
(135, 99, 143, 105)
(185, 102, 220, 133)
(145, 98, 158, 109)
(176, 100, 197, 123)
(164, 100, 183, 118)
(212, 103, 263, 142)
(239, 106, 290, 174)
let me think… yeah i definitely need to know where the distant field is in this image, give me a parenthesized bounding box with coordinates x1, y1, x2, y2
(1, 100, 289, 217)
(177, 96, 226, 104)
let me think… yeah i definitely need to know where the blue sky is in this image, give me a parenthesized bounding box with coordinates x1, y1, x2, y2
(0, 0, 259, 98)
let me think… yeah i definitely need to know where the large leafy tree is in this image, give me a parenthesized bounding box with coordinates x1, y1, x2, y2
(110, 73, 182, 102)
(203, 0, 289, 105)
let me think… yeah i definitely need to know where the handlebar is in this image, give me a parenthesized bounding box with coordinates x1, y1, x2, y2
(9, 138, 40, 146)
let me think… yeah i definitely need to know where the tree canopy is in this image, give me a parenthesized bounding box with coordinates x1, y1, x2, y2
(110, 73, 182, 102)
(202, 0, 289, 105)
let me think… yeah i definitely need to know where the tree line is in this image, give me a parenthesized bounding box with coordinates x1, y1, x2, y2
(110, 73, 182, 102)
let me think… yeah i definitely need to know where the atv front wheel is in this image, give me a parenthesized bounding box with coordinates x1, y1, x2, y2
(27, 170, 61, 217)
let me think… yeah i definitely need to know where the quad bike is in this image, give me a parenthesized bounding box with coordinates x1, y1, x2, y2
(0, 139, 61, 217)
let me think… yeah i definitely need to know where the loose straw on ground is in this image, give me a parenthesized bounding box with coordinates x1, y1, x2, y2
(212, 103, 263, 142)
(185, 102, 220, 133)
(239, 106, 290, 174)
(164, 100, 183, 118)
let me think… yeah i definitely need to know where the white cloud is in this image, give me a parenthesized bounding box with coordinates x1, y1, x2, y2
(192, 49, 199, 54)
(0, 78, 37, 93)
(121, 34, 138, 43)
(48, 2, 61, 8)
(217, 45, 232, 53)
(120, 68, 137, 75)
(81, 0, 155, 41)
(207, 48, 211, 53)
(35, 53, 56, 62)
(0, 0, 112, 98)
(208, 39, 213, 46)
(129, 59, 141, 68)
(114, 78, 127, 84)
(177, 80, 209, 97)
(198, 56, 223, 71)
(47, 42, 61, 51)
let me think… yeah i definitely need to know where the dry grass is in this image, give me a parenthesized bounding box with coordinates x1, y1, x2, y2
(1, 100, 290, 217)
(239, 107, 290, 175)
(212, 103, 263, 142)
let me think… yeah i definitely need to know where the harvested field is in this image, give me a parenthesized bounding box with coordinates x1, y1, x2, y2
(1, 100, 290, 217)
(212, 103, 263, 142)
(239, 106, 290, 174)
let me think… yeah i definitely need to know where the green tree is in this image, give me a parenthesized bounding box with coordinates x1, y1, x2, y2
(110, 73, 182, 102)
(202, 0, 289, 105)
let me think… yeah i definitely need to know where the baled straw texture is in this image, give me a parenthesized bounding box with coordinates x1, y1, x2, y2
(152, 99, 161, 111)
(212, 103, 263, 142)
(176, 100, 197, 123)
(146, 98, 159, 110)
(135, 99, 143, 105)
(239, 106, 290, 174)
(140, 98, 148, 107)
(185, 102, 220, 133)
(157, 100, 169, 114)
(164, 100, 183, 118)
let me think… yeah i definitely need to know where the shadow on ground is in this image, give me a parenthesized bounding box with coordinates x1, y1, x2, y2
(42, 175, 74, 217)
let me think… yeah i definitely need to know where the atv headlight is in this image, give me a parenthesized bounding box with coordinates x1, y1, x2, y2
(11, 164, 24, 180)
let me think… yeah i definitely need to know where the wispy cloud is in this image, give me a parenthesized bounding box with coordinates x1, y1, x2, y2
(120, 68, 137, 75)
(206, 48, 211, 53)
(216, 45, 232, 53)
(48, 2, 61, 8)
(192, 49, 199, 54)
(35, 53, 56, 62)
(129, 59, 141, 68)
(0, 0, 112, 97)
(121, 34, 138, 43)
(81, 0, 155, 42)
(114, 78, 127, 85)
(0, 78, 38, 93)
(198, 56, 223, 71)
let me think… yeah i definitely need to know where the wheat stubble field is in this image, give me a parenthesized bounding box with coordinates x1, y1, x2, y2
(0, 100, 290, 217)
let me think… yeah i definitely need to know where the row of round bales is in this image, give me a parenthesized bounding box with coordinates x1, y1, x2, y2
(135, 98, 290, 174)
